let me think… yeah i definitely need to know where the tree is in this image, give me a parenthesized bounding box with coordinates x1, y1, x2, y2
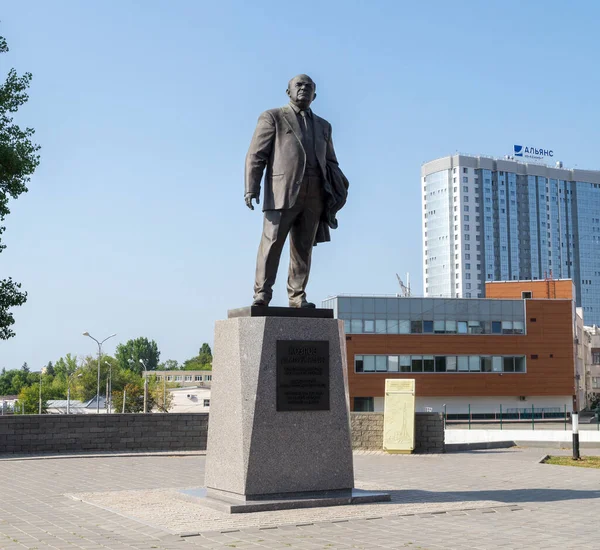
(115, 337, 160, 375)
(16, 383, 46, 414)
(112, 382, 159, 413)
(158, 359, 179, 371)
(21, 362, 29, 373)
(0, 367, 30, 395)
(44, 361, 54, 377)
(0, 35, 41, 340)
(198, 343, 212, 365)
(182, 342, 212, 371)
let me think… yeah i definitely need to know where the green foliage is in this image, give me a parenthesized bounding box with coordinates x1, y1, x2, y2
(182, 342, 212, 371)
(112, 381, 158, 413)
(0, 34, 41, 340)
(0, 367, 38, 395)
(146, 375, 174, 412)
(158, 359, 179, 371)
(115, 337, 160, 375)
(16, 382, 47, 414)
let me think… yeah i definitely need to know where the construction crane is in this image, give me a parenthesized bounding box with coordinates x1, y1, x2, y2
(396, 273, 411, 297)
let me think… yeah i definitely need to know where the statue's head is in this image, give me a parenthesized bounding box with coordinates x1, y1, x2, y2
(286, 74, 316, 110)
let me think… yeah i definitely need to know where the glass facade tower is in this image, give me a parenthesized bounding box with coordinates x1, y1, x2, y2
(422, 154, 600, 325)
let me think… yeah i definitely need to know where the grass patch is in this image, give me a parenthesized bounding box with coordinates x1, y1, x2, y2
(544, 455, 600, 469)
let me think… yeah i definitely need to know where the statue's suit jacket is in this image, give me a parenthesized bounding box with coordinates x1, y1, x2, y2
(245, 104, 339, 211)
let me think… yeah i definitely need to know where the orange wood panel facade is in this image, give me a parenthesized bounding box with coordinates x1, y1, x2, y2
(345, 300, 575, 408)
(485, 279, 574, 300)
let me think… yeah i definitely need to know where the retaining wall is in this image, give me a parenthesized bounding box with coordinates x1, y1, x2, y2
(0, 414, 208, 454)
(0, 412, 445, 455)
(350, 412, 445, 453)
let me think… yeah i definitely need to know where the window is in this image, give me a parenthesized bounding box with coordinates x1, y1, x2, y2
(205, 375, 212, 381)
(400, 356, 411, 372)
(481, 357, 492, 372)
(491, 321, 502, 334)
(375, 356, 387, 372)
(464, 205, 469, 212)
(463, 185, 469, 192)
(175, 375, 182, 381)
(463, 167, 468, 173)
(592, 351, 600, 365)
(435, 356, 446, 372)
(463, 177, 468, 183)
(355, 356, 364, 372)
(411, 320, 422, 333)
(423, 356, 435, 372)
(423, 320, 434, 333)
(354, 397, 374, 411)
(203, 399, 210, 407)
(167, 376, 173, 381)
(184, 375, 192, 382)
(411, 356, 423, 372)
(194, 375, 202, 381)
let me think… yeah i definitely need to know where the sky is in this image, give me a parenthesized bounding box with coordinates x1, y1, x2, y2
(1, 0, 600, 370)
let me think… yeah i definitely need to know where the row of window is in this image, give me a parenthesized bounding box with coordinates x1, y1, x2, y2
(343, 319, 525, 335)
(154, 374, 212, 382)
(355, 355, 526, 373)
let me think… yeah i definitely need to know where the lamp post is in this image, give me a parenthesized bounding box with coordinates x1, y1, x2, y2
(104, 361, 112, 414)
(83, 332, 117, 413)
(67, 371, 82, 415)
(139, 359, 148, 413)
(38, 367, 47, 414)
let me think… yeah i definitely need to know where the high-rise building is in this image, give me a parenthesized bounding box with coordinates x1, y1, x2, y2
(422, 154, 600, 324)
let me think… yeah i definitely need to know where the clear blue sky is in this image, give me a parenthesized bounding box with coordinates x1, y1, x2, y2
(2, 0, 599, 370)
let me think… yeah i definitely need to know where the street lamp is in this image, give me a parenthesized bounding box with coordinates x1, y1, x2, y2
(104, 361, 112, 414)
(67, 371, 82, 414)
(83, 332, 117, 413)
(38, 366, 47, 414)
(139, 358, 148, 413)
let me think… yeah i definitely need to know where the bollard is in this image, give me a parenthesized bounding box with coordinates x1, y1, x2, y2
(572, 411, 580, 460)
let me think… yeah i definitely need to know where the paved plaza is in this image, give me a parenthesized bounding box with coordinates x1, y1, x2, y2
(0, 448, 599, 549)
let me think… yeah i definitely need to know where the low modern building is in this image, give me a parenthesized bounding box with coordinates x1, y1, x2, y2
(168, 387, 211, 413)
(144, 370, 212, 388)
(323, 280, 581, 417)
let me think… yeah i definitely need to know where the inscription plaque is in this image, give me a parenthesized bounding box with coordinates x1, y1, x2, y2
(276, 340, 330, 411)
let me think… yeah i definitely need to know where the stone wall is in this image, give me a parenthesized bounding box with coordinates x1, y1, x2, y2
(0, 414, 208, 454)
(0, 412, 444, 455)
(351, 412, 445, 453)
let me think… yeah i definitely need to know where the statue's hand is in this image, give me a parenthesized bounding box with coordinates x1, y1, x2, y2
(245, 192, 259, 210)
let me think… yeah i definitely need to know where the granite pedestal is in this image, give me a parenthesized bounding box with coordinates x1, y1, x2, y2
(198, 308, 389, 513)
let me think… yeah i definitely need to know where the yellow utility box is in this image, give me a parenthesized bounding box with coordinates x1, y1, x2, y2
(383, 379, 415, 454)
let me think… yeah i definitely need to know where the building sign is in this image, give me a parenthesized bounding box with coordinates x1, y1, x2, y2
(514, 145, 554, 161)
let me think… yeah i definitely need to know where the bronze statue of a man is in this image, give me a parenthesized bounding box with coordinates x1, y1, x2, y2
(245, 74, 349, 308)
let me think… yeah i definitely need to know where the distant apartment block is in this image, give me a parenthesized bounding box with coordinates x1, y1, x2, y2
(144, 370, 212, 387)
(422, 154, 600, 324)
